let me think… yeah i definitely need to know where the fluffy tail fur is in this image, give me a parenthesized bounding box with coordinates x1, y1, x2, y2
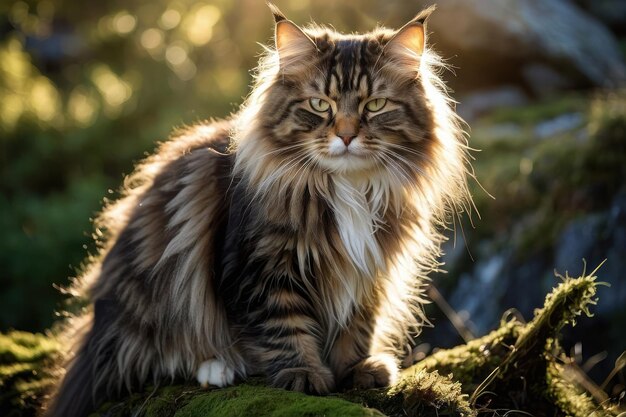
(45, 341, 98, 417)
(44, 300, 117, 417)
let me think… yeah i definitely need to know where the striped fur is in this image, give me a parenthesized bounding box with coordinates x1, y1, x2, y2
(45, 6, 472, 416)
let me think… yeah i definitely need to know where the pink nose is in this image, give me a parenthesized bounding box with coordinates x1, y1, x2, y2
(340, 135, 357, 146)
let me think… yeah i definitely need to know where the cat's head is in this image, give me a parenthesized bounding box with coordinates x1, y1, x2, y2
(237, 4, 464, 191)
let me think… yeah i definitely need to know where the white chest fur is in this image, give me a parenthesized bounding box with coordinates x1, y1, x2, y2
(330, 176, 387, 275)
(324, 176, 392, 329)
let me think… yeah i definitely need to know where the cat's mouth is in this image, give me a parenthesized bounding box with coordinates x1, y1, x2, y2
(327, 136, 367, 158)
(319, 150, 375, 174)
(328, 149, 367, 158)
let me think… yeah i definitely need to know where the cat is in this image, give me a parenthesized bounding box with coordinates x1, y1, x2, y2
(45, 4, 471, 417)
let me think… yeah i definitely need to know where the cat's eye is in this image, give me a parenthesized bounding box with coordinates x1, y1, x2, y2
(309, 98, 330, 112)
(365, 98, 387, 112)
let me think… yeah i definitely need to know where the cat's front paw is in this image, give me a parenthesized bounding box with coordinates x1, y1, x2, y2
(197, 359, 235, 388)
(350, 354, 398, 389)
(272, 366, 335, 395)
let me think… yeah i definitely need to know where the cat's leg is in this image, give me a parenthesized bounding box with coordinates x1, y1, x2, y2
(247, 288, 335, 394)
(330, 307, 399, 390)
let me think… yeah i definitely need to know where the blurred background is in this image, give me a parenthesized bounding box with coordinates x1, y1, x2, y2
(1, 0, 624, 399)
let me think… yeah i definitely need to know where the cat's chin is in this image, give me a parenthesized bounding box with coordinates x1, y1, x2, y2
(319, 153, 376, 174)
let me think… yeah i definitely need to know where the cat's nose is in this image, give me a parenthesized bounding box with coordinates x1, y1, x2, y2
(339, 134, 357, 146)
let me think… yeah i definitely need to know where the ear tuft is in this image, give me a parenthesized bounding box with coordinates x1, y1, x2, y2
(267, 2, 287, 23)
(413, 4, 436, 25)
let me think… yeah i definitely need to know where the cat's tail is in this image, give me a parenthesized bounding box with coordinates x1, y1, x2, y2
(44, 301, 118, 417)
(44, 340, 100, 417)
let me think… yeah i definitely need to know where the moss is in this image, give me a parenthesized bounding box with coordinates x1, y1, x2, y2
(413, 320, 521, 390)
(392, 370, 475, 416)
(175, 385, 383, 417)
(1, 273, 623, 416)
(407, 272, 621, 416)
(483, 94, 586, 125)
(547, 361, 605, 417)
(0, 331, 59, 417)
(339, 369, 475, 417)
(92, 382, 384, 417)
(0, 331, 59, 363)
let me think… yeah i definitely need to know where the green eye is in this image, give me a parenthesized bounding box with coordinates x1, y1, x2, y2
(365, 98, 387, 112)
(310, 98, 330, 112)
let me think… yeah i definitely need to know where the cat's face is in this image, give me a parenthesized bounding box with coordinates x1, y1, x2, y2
(257, 15, 433, 177)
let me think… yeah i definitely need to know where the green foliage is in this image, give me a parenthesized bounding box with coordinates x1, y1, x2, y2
(1, 0, 251, 331)
(0, 0, 412, 333)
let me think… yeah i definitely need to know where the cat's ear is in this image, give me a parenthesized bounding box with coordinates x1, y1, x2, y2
(385, 6, 434, 59)
(268, 3, 317, 71)
(268, 2, 287, 24)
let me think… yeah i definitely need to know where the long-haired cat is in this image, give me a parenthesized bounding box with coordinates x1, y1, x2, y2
(45, 5, 471, 416)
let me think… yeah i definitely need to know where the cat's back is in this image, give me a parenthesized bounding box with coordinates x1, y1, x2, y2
(48, 119, 238, 417)
(90, 119, 235, 298)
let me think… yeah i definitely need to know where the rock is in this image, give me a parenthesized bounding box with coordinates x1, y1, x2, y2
(421, 0, 626, 92)
(522, 63, 573, 96)
(457, 86, 529, 121)
(533, 112, 584, 138)
(575, 0, 626, 34)
(448, 251, 509, 335)
(555, 191, 626, 315)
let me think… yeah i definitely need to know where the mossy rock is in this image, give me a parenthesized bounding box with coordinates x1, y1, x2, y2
(467, 91, 626, 256)
(1, 273, 622, 417)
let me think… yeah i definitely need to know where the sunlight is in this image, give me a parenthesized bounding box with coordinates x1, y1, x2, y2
(90, 64, 133, 117)
(0, 2, 624, 415)
(0, 94, 23, 130)
(68, 86, 98, 127)
(113, 11, 137, 35)
(182, 4, 220, 46)
(165, 40, 197, 80)
(165, 43, 188, 66)
(29, 76, 60, 122)
(159, 8, 182, 30)
(140, 28, 165, 53)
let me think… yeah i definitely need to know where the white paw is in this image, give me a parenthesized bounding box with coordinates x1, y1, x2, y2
(196, 359, 235, 388)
